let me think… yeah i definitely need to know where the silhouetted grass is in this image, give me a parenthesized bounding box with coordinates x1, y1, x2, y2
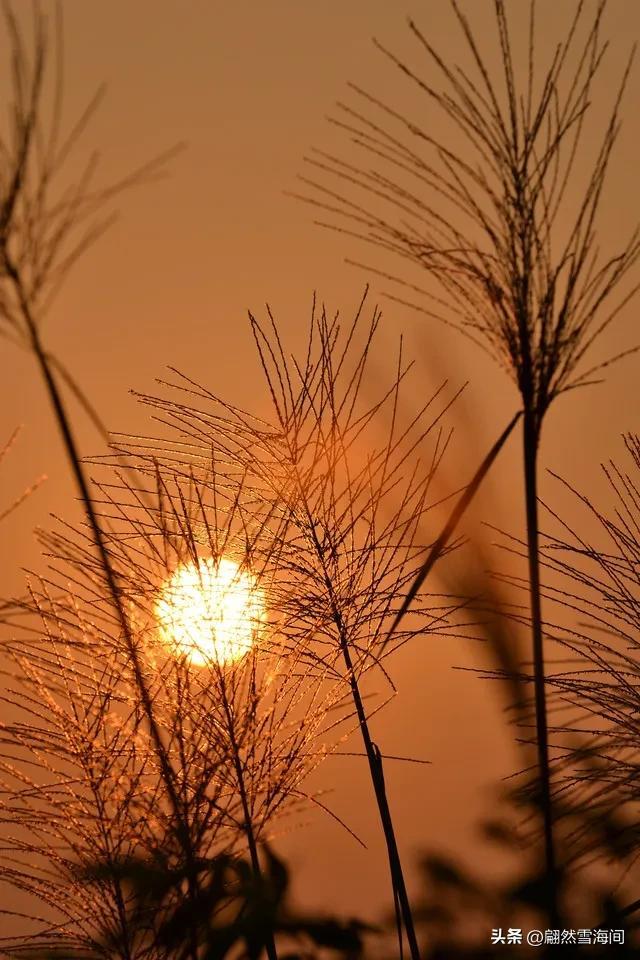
(0, 453, 352, 956)
(0, 2, 639, 957)
(116, 290, 463, 959)
(295, 0, 640, 926)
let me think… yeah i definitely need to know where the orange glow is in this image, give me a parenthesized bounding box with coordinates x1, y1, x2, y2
(155, 557, 264, 666)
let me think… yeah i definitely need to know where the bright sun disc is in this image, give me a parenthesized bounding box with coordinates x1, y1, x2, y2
(155, 557, 264, 667)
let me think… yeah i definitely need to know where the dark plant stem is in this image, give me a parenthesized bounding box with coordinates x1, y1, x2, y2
(300, 499, 419, 959)
(282, 417, 420, 959)
(384, 410, 522, 650)
(220, 679, 279, 960)
(601, 897, 640, 925)
(11, 267, 201, 960)
(339, 628, 420, 960)
(522, 407, 559, 928)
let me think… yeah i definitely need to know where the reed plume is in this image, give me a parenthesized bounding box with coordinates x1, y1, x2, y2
(124, 290, 466, 958)
(536, 435, 640, 880)
(0, 457, 345, 958)
(294, 0, 640, 924)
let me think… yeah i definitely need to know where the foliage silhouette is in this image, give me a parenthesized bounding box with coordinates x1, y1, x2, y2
(405, 559, 640, 958)
(80, 845, 373, 960)
(410, 778, 638, 958)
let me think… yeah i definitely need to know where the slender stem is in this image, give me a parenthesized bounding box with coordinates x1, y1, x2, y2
(601, 897, 640, 926)
(277, 372, 420, 957)
(522, 408, 559, 928)
(297, 503, 419, 959)
(29, 328, 174, 797)
(12, 268, 201, 959)
(339, 625, 420, 960)
(293, 499, 420, 959)
(219, 676, 279, 960)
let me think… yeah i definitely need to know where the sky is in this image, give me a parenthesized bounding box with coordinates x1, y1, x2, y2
(1, 0, 639, 927)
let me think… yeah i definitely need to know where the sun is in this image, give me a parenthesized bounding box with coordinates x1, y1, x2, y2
(155, 556, 264, 667)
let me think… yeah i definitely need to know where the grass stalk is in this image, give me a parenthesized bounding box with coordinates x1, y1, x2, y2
(220, 674, 280, 960)
(339, 631, 420, 960)
(14, 277, 202, 960)
(522, 408, 558, 928)
(291, 489, 419, 958)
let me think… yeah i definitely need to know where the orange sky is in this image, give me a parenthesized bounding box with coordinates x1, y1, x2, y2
(1, 0, 639, 924)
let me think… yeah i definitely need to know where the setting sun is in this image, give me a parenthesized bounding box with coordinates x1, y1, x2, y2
(155, 557, 264, 667)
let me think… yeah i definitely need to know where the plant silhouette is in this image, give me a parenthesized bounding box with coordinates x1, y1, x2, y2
(295, 0, 640, 927)
(0, 2, 638, 957)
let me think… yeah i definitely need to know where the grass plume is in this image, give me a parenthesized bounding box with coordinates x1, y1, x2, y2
(295, 0, 640, 924)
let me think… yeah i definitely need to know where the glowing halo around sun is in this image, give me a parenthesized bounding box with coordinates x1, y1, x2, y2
(155, 556, 265, 667)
